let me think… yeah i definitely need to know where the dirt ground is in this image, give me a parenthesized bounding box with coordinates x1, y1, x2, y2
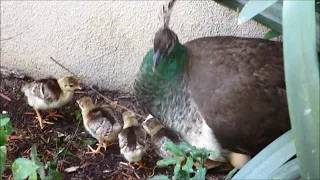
(0, 67, 227, 180)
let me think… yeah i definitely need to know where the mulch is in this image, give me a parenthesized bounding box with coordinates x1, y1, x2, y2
(0, 66, 227, 180)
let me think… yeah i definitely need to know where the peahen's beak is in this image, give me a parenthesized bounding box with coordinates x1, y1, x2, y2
(153, 49, 161, 72)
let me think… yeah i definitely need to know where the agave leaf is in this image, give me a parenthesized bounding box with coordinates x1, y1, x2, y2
(269, 158, 300, 179)
(232, 130, 295, 179)
(225, 168, 238, 180)
(238, 0, 279, 25)
(283, 1, 320, 179)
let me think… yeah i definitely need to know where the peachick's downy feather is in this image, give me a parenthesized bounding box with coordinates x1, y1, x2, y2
(22, 77, 78, 110)
(85, 107, 121, 142)
(118, 112, 147, 163)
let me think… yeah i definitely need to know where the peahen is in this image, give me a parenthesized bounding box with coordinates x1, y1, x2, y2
(134, 26, 291, 164)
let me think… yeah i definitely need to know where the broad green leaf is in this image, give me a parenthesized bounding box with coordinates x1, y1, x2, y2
(182, 156, 194, 173)
(283, 1, 320, 179)
(238, 0, 279, 25)
(232, 130, 295, 179)
(0, 115, 10, 127)
(157, 157, 179, 167)
(165, 142, 186, 157)
(191, 167, 207, 180)
(263, 30, 281, 40)
(149, 175, 170, 180)
(0, 146, 7, 176)
(28, 171, 37, 180)
(0, 128, 7, 146)
(269, 158, 300, 179)
(12, 158, 39, 180)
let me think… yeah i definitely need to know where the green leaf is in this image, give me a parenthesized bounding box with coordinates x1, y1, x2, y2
(149, 175, 170, 180)
(174, 170, 190, 180)
(165, 142, 186, 157)
(0, 128, 7, 146)
(191, 167, 207, 180)
(263, 30, 281, 40)
(30, 145, 46, 180)
(71, 110, 82, 122)
(12, 158, 39, 180)
(43, 169, 62, 180)
(283, 1, 319, 179)
(177, 142, 196, 154)
(238, 0, 279, 25)
(232, 130, 295, 179)
(0, 146, 7, 176)
(0, 114, 10, 127)
(4, 121, 14, 135)
(269, 158, 300, 179)
(173, 161, 182, 177)
(28, 171, 37, 180)
(182, 156, 194, 173)
(157, 157, 180, 167)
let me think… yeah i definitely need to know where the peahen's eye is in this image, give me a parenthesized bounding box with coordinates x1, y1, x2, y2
(69, 83, 74, 87)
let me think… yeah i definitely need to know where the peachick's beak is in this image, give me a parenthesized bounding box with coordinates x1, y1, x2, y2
(76, 83, 84, 90)
(153, 49, 161, 72)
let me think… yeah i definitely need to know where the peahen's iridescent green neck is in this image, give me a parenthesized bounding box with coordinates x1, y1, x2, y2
(139, 43, 189, 84)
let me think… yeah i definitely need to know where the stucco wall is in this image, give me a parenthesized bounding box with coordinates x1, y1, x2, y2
(1, 1, 273, 92)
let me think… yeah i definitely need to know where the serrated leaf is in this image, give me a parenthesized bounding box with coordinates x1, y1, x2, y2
(165, 142, 186, 157)
(0, 146, 7, 176)
(30, 145, 46, 179)
(182, 156, 194, 173)
(12, 158, 39, 180)
(173, 160, 182, 177)
(191, 167, 207, 180)
(29, 171, 37, 180)
(175, 170, 190, 180)
(0, 128, 7, 146)
(177, 142, 196, 154)
(263, 30, 281, 40)
(238, 0, 279, 25)
(157, 157, 179, 167)
(149, 175, 170, 180)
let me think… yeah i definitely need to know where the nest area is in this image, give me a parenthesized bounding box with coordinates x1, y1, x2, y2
(0, 68, 226, 180)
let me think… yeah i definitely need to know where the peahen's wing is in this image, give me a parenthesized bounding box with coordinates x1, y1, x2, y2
(185, 36, 290, 155)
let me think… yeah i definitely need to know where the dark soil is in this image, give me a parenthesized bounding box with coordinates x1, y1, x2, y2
(0, 67, 227, 180)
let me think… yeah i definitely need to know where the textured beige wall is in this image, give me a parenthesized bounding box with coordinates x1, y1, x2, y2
(1, 1, 272, 92)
